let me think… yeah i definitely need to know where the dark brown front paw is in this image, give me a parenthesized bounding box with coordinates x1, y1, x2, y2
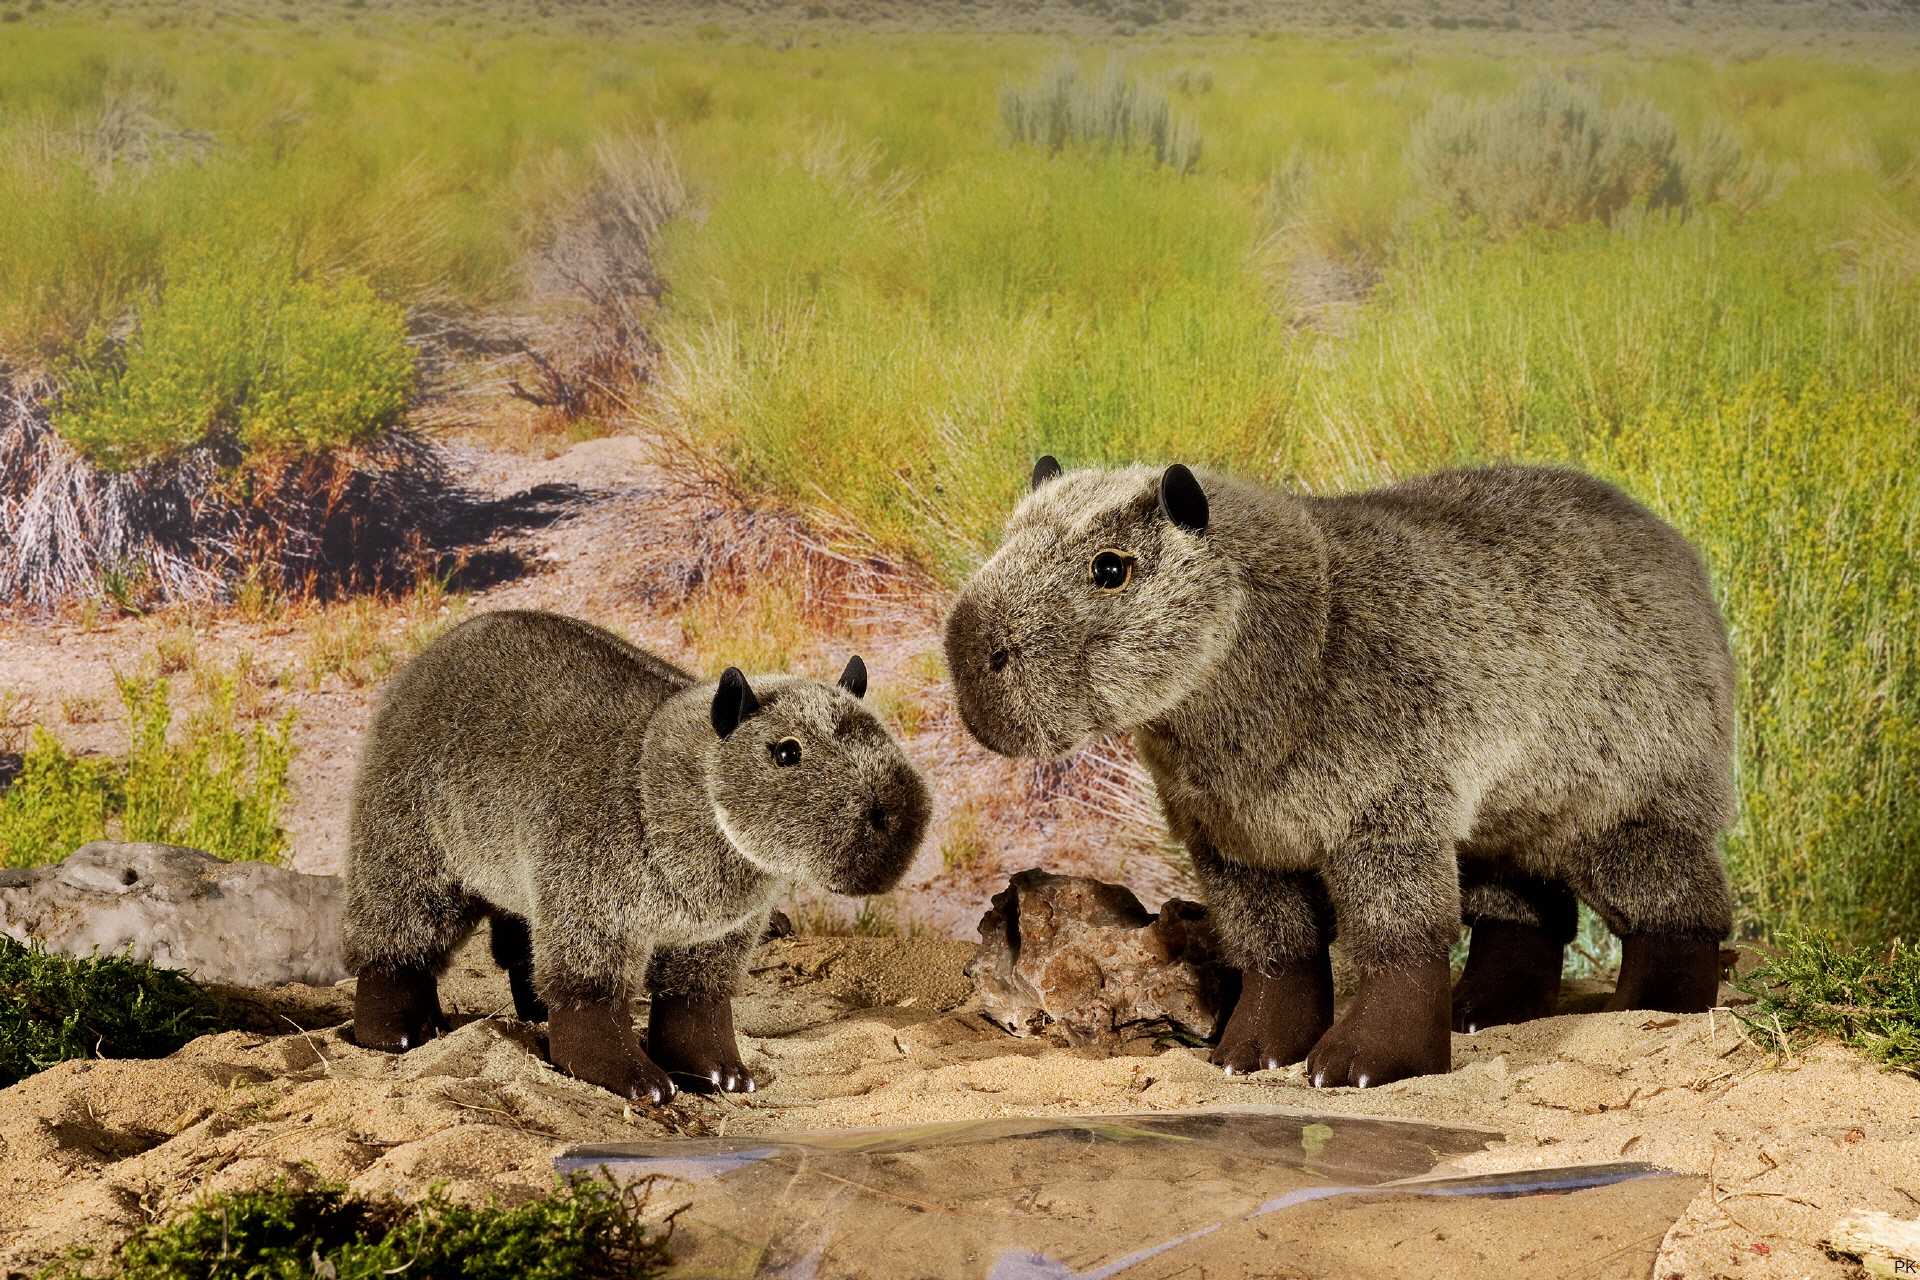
(648, 992, 756, 1093)
(353, 965, 448, 1052)
(1452, 920, 1565, 1033)
(1209, 953, 1334, 1076)
(549, 996, 676, 1104)
(1307, 956, 1451, 1089)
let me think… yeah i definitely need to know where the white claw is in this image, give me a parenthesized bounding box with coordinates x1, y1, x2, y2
(745, 1077, 756, 1093)
(1355, 1073, 1372, 1089)
(709, 1069, 722, 1084)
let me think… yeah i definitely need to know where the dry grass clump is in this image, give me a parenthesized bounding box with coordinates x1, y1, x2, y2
(632, 389, 939, 636)
(1001, 59, 1203, 174)
(513, 129, 688, 426)
(297, 569, 466, 690)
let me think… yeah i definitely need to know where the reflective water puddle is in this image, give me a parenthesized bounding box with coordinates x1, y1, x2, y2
(558, 1110, 1699, 1279)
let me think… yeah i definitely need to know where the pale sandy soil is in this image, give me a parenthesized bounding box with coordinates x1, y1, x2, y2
(0, 935, 1913, 1278)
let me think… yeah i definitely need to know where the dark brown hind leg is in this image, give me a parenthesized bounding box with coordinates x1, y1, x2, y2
(354, 965, 449, 1052)
(1568, 813, 1732, 1014)
(343, 848, 474, 1053)
(1611, 932, 1724, 1012)
(489, 911, 549, 1024)
(1454, 869, 1576, 1032)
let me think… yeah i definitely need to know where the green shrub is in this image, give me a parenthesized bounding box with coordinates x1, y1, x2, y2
(54, 256, 414, 472)
(1411, 73, 1692, 234)
(1732, 933, 1920, 1074)
(0, 934, 221, 1088)
(44, 1177, 671, 1280)
(0, 730, 114, 875)
(0, 672, 293, 868)
(1001, 59, 1202, 174)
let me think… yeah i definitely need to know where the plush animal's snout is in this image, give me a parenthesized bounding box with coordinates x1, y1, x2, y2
(830, 763, 930, 896)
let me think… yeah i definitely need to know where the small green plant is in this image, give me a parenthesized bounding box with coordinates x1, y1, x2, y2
(850, 895, 925, 938)
(0, 728, 114, 866)
(118, 671, 294, 860)
(55, 254, 414, 472)
(1563, 904, 1623, 980)
(788, 894, 924, 938)
(59, 693, 104, 725)
(0, 934, 221, 1088)
(1731, 933, 1920, 1074)
(1001, 59, 1202, 174)
(42, 1176, 671, 1280)
(0, 669, 293, 868)
(151, 622, 196, 675)
(97, 559, 153, 617)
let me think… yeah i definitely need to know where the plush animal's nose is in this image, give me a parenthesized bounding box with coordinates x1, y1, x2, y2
(989, 648, 1011, 673)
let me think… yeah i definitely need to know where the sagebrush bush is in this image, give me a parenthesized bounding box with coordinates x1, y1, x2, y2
(0, 934, 221, 1088)
(0, 670, 293, 867)
(42, 1177, 671, 1280)
(1411, 74, 1697, 234)
(54, 255, 413, 471)
(1001, 59, 1202, 174)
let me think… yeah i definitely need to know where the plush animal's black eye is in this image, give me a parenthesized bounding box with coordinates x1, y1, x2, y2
(770, 738, 802, 767)
(1090, 550, 1133, 591)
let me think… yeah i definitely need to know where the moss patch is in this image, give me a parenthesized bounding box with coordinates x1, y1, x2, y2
(1732, 932, 1920, 1074)
(41, 1178, 671, 1280)
(0, 934, 221, 1088)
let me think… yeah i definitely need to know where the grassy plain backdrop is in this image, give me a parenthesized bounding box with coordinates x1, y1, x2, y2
(1, 3, 1916, 943)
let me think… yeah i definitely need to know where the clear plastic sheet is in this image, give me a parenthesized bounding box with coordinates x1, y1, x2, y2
(558, 1109, 1700, 1279)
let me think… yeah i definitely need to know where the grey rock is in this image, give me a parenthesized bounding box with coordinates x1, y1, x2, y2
(967, 868, 1235, 1046)
(0, 841, 346, 987)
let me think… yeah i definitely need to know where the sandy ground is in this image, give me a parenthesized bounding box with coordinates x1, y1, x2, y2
(1, 934, 1913, 1278)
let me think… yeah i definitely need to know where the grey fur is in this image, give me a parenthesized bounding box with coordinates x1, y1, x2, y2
(945, 463, 1735, 978)
(343, 609, 929, 1008)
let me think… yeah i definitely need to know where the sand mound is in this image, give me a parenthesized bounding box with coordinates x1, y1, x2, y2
(1, 935, 1913, 1278)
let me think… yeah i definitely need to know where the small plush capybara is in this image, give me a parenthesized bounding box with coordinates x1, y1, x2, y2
(944, 459, 1733, 1089)
(342, 609, 930, 1102)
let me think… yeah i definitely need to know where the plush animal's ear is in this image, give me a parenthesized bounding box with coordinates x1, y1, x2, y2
(711, 667, 761, 739)
(837, 654, 868, 700)
(1031, 454, 1062, 490)
(1158, 463, 1209, 534)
